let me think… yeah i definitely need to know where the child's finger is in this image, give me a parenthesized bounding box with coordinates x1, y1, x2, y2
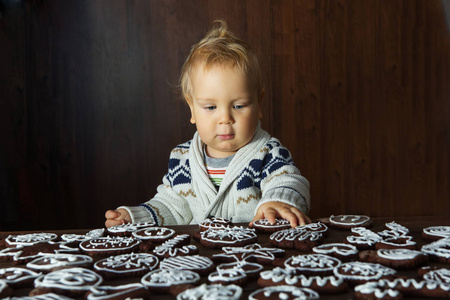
(105, 210, 120, 220)
(249, 210, 264, 227)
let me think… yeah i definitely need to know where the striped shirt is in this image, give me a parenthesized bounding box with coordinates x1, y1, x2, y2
(203, 149, 234, 189)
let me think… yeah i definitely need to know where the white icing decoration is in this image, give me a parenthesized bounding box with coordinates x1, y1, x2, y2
(27, 254, 93, 271)
(141, 269, 200, 287)
(269, 223, 327, 243)
(284, 254, 341, 272)
(132, 227, 175, 240)
(334, 262, 396, 281)
(160, 255, 213, 271)
(424, 268, 450, 284)
(248, 285, 319, 300)
(87, 283, 147, 300)
(177, 283, 242, 300)
(80, 236, 141, 252)
(330, 215, 370, 226)
(212, 243, 284, 262)
(254, 218, 290, 228)
(5, 233, 58, 246)
(5, 293, 73, 300)
(423, 226, 450, 238)
(260, 267, 345, 287)
(201, 226, 256, 244)
(346, 227, 382, 245)
(208, 268, 247, 283)
(217, 261, 263, 275)
(0, 267, 41, 284)
(34, 267, 102, 290)
(313, 243, 358, 256)
(354, 281, 400, 297)
(94, 253, 158, 274)
(421, 238, 450, 258)
(379, 235, 416, 247)
(107, 221, 156, 233)
(378, 277, 450, 292)
(377, 248, 422, 260)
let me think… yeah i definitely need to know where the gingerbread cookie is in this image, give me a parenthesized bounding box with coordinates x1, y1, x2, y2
(252, 218, 291, 233)
(141, 269, 200, 294)
(422, 226, 450, 241)
(375, 236, 417, 250)
(0, 241, 79, 264)
(159, 255, 215, 276)
(249, 285, 319, 300)
(79, 236, 141, 257)
(199, 217, 232, 231)
(2, 233, 58, 248)
(132, 227, 175, 243)
(329, 215, 372, 230)
(212, 243, 285, 265)
(258, 267, 348, 294)
(27, 254, 93, 272)
(269, 222, 327, 251)
(359, 248, 428, 269)
(0, 267, 41, 288)
(30, 267, 103, 297)
(345, 227, 382, 250)
(86, 283, 151, 300)
(333, 261, 396, 286)
(376, 278, 450, 298)
(106, 221, 156, 236)
(60, 228, 105, 244)
(312, 243, 358, 261)
(354, 281, 401, 300)
(216, 261, 263, 280)
(176, 283, 242, 300)
(378, 221, 409, 239)
(422, 268, 450, 285)
(421, 237, 450, 263)
(153, 234, 198, 258)
(284, 254, 341, 276)
(199, 226, 257, 248)
(94, 253, 159, 279)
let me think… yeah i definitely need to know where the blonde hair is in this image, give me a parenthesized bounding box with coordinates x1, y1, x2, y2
(180, 20, 263, 101)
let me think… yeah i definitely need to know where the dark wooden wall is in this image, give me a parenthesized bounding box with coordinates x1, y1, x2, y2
(1, 0, 449, 230)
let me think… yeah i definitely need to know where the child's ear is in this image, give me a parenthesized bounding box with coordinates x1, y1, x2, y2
(258, 90, 265, 119)
(186, 98, 196, 124)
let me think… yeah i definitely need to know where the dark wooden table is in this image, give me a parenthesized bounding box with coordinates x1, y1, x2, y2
(1, 216, 449, 299)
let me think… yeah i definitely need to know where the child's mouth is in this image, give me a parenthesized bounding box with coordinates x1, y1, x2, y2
(218, 134, 235, 140)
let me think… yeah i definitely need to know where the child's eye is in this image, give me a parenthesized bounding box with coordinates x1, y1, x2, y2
(234, 105, 245, 110)
(205, 106, 216, 111)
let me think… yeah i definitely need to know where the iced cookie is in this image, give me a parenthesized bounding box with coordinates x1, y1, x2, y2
(312, 243, 358, 261)
(86, 283, 151, 300)
(359, 248, 428, 269)
(284, 254, 341, 276)
(159, 255, 215, 276)
(106, 221, 156, 237)
(0, 267, 41, 288)
(422, 226, 450, 241)
(345, 227, 382, 250)
(252, 218, 291, 233)
(27, 254, 93, 273)
(153, 234, 198, 258)
(79, 236, 142, 257)
(269, 222, 328, 251)
(176, 283, 242, 300)
(132, 227, 176, 243)
(94, 253, 159, 279)
(333, 261, 396, 286)
(199, 217, 232, 231)
(212, 243, 285, 265)
(141, 269, 200, 294)
(329, 215, 372, 230)
(199, 226, 257, 248)
(421, 237, 450, 263)
(249, 285, 319, 300)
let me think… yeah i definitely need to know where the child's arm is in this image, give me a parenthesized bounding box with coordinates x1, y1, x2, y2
(105, 208, 131, 228)
(249, 201, 311, 228)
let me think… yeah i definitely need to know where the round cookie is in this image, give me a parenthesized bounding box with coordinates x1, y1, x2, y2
(153, 234, 198, 258)
(30, 267, 103, 297)
(329, 215, 372, 230)
(159, 255, 215, 276)
(249, 285, 319, 300)
(312, 243, 358, 261)
(176, 283, 242, 300)
(258, 267, 348, 294)
(132, 227, 176, 243)
(27, 254, 93, 273)
(208, 268, 248, 286)
(141, 269, 200, 294)
(79, 236, 141, 257)
(284, 254, 341, 276)
(422, 226, 450, 241)
(375, 236, 417, 250)
(199, 226, 257, 248)
(359, 249, 428, 269)
(269, 222, 327, 251)
(199, 217, 232, 231)
(345, 227, 382, 250)
(422, 268, 450, 285)
(86, 283, 151, 300)
(333, 261, 396, 286)
(0, 267, 41, 288)
(252, 218, 291, 233)
(378, 221, 409, 239)
(421, 237, 450, 263)
(106, 221, 156, 237)
(94, 253, 159, 279)
(216, 261, 263, 280)
(3, 233, 58, 248)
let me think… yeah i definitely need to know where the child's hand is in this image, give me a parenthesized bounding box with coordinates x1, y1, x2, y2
(105, 209, 131, 228)
(249, 201, 311, 228)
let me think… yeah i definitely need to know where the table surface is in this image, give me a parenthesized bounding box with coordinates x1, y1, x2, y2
(1, 216, 449, 299)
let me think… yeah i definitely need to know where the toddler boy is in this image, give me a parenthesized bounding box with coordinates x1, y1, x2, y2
(105, 20, 311, 228)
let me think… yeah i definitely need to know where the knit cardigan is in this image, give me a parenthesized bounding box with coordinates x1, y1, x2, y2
(119, 125, 310, 225)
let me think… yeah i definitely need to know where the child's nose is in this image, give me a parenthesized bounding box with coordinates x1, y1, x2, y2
(219, 109, 234, 125)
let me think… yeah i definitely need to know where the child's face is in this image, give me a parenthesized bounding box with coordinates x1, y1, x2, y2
(188, 64, 262, 158)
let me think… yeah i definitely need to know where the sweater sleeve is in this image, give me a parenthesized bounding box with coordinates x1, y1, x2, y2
(255, 140, 310, 214)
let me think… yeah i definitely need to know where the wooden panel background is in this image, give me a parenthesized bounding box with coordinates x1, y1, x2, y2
(1, 0, 449, 230)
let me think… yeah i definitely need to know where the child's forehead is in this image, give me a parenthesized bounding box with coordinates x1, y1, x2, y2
(193, 61, 244, 76)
